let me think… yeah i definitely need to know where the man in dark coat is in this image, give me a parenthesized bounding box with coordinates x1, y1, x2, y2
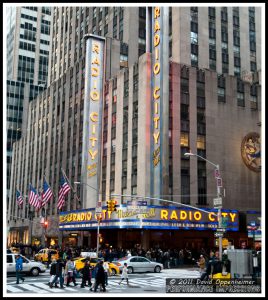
(93, 261, 106, 292)
(49, 259, 58, 288)
(80, 260, 92, 288)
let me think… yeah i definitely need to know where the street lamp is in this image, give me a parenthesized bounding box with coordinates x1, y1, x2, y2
(74, 181, 102, 256)
(184, 152, 223, 260)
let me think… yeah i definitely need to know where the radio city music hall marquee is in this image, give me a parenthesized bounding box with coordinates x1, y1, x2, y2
(59, 205, 239, 231)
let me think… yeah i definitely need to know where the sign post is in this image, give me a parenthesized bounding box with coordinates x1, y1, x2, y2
(95, 207, 102, 258)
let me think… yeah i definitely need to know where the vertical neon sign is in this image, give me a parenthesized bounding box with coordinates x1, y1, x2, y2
(151, 7, 169, 198)
(82, 34, 105, 207)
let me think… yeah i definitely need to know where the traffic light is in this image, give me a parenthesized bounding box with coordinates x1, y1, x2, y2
(107, 200, 112, 212)
(111, 199, 117, 212)
(43, 219, 48, 229)
(107, 199, 117, 212)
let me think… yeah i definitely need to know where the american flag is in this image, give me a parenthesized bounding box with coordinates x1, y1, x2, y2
(29, 184, 41, 209)
(57, 176, 71, 210)
(42, 179, 53, 206)
(16, 190, 23, 206)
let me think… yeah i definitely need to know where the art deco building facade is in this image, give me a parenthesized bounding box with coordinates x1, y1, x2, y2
(7, 6, 262, 250)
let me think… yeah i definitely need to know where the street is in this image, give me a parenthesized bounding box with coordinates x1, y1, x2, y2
(6, 267, 201, 294)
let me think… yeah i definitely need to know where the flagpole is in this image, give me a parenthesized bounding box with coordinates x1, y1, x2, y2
(60, 168, 81, 247)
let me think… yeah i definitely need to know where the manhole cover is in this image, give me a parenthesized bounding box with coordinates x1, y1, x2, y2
(127, 285, 140, 288)
(143, 289, 158, 292)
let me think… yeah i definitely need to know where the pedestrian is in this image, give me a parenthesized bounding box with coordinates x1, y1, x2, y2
(93, 261, 106, 292)
(49, 259, 58, 288)
(15, 255, 25, 284)
(80, 260, 92, 288)
(51, 258, 65, 288)
(118, 263, 129, 285)
(103, 261, 110, 286)
(197, 255, 206, 275)
(163, 250, 170, 269)
(65, 257, 78, 287)
(178, 249, 184, 265)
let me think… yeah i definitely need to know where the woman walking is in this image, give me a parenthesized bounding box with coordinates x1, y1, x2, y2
(118, 263, 129, 285)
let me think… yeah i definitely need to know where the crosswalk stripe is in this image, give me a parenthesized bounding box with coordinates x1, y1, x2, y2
(6, 285, 24, 293)
(32, 282, 66, 292)
(62, 286, 78, 292)
(17, 283, 50, 293)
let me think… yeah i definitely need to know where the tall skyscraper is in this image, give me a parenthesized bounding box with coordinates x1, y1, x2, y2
(6, 6, 52, 202)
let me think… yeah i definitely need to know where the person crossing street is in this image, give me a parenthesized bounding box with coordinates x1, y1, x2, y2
(93, 261, 106, 292)
(15, 255, 25, 284)
(50, 258, 65, 289)
(118, 263, 129, 285)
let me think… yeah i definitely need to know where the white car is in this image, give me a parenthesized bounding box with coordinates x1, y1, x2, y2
(113, 256, 163, 274)
(7, 253, 46, 276)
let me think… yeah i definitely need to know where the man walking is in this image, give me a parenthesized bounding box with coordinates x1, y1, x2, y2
(49, 259, 58, 288)
(15, 255, 25, 284)
(80, 260, 92, 288)
(93, 261, 106, 292)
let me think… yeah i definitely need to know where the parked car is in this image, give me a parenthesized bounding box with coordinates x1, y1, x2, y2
(72, 257, 120, 276)
(7, 253, 46, 276)
(34, 248, 59, 262)
(112, 256, 163, 274)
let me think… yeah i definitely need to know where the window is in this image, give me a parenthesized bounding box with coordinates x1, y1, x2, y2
(181, 175, 190, 204)
(7, 255, 13, 263)
(181, 104, 189, 120)
(191, 21, 198, 33)
(191, 54, 198, 66)
(234, 66, 241, 77)
(237, 92, 245, 107)
(191, 32, 198, 44)
(180, 132, 189, 147)
(208, 7, 216, 19)
(197, 135, 206, 150)
(218, 88, 225, 102)
(250, 62, 257, 72)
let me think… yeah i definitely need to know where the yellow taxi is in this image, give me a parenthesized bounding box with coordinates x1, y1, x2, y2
(73, 257, 120, 276)
(34, 248, 59, 262)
